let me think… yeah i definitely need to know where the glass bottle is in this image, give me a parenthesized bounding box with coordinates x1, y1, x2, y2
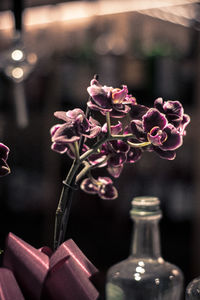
(105, 196, 184, 300)
(186, 276, 200, 299)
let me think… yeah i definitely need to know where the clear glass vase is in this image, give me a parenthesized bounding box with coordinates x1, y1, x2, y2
(186, 276, 200, 299)
(105, 196, 184, 300)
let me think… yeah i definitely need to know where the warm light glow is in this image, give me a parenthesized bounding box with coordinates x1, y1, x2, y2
(0, 11, 13, 30)
(0, 0, 198, 30)
(27, 53, 37, 64)
(11, 49, 24, 61)
(12, 67, 24, 79)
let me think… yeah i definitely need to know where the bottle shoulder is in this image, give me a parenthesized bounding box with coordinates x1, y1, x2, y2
(107, 257, 183, 281)
(186, 276, 200, 299)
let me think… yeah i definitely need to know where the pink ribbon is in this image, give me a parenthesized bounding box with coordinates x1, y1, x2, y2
(0, 232, 99, 300)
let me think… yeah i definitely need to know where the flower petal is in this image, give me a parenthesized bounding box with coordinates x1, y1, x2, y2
(160, 124, 183, 151)
(179, 114, 190, 135)
(98, 177, 114, 185)
(107, 165, 123, 178)
(0, 158, 10, 176)
(51, 142, 68, 154)
(0, 143, 10, 161)
(112, 86, 128, 104)
(143, 108, 167, 132)
(52, 124, 80, 143)
(80, 178, 98, 194)
(102, 122, 122, 135)
(108, 152, 127, 167)
(126, 148, 142, 163)
(110, 104, 131, 118)
(99, 184, 118, 200)
(54, 111, 70, 122)
(87, 80, 112, 109)
(129, 120, 147, 141)
(109, 140, 129, 153)
(88, 153, 108, 167)
(130, 104, 149, 120)
(163, 100, 183, 117)
(154, 147, 176, 160)
(50, 124, 62, 137)
(66, 108, 85, 119)
(87, 100, 112, 113)
(154, 97, 165, 113)
(147, 126, 167, 146)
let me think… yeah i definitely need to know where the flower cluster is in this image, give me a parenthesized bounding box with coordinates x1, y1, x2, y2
(50, 78, 190, 200)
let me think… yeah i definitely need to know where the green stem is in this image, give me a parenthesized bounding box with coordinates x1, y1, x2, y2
(106, 112, 111, 137)
(127, 141, 151, 148)
(54, 160, 80, 250)
(74, 141, 80, 161)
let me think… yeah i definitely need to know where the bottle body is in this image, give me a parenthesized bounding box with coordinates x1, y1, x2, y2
(106, 196, 184, 300)
(106, 257, 183, 300)
(186, 276, 200, 300)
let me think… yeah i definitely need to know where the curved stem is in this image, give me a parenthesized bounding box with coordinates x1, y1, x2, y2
(127, 141, 151, 148)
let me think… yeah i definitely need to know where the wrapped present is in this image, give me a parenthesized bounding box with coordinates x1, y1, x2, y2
(0, 232, 99, 300)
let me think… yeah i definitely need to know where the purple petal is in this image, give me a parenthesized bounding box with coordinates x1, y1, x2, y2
(50, 124, 62, 137)
(98, 183, 118, 200)
(87, 100, 112, 113)
(110, 104, 131, 118)
(52, 124, 80, 143)
(98, 177, 114, 185)
(66, 108, 85, 119)
(163, 100, 183, 117)
(75, 116, 90, 135)
(160, 124, 183, 151)
(89, 116, 101, 127)
(87, 81, 112, 109)
(166, 114, 183, 128)
(124, 94, 136, 105)
(147, 126, 167, 146)
(129, 120, 147, 141)
(0, 143, 10, 161)
(126, 148, 142, 163)
(84, 127, 101, 139)
(54, 111, 70, 122)
(154, 98, 165, 113)
(130, 104, 149, 120)
(107, 165, 123, 178)
(179, 114, 190, 135)
(111, 86, 128, 104)
(108, 152, 127, 167)
(0, 158, 10, 176)
(102, 122, 122, 135)
(109, 140, 129, 153)
(88, 153, 108, 167)
(51, 142, 69, 154)
(143, 108, 167, 132)
(154, 147, 176, 160)
(80, 178, 98, 194)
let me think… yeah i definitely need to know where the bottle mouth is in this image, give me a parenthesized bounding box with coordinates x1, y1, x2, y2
(130, 196, 161, 218)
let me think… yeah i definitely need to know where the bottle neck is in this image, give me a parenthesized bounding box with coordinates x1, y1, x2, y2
(130, 216, 161, 259)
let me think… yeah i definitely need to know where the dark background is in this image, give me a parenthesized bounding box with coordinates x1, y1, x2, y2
(0, 1, 199, 299)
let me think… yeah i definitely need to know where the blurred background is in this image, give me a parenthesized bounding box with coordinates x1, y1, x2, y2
(0, 0, 199, 298)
